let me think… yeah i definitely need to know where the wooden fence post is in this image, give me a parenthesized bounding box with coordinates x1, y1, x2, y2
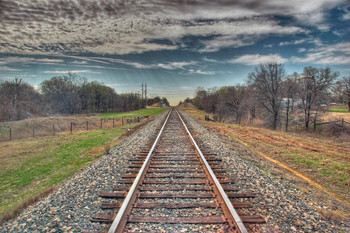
(342, 118, 344, 129)
(113, 118, 115, 128)
(9, 128, 12, 141)
(70, 122, 73, 134)
(122, 117, 124, 125)
(32, 126, 35, 137)
(100, 119, 102, 129)
(52, 124, 55, 135)
(86, 121, 88, 130)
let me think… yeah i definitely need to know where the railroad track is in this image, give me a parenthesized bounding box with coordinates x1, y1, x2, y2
(91, 108, 265, 232)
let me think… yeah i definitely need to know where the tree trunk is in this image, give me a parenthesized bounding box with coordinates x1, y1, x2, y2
(313, 111, 318, 131)
(285, 98, 290, 132)
(305, 106, 311, 130)
(273, 112, 278, 130)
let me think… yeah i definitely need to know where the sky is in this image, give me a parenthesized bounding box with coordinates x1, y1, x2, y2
(0, 0, 349, 105)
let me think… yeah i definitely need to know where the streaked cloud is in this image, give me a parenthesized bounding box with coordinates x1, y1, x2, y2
(0, 57, 64, 65)
(291, 42, 350, 65)
(188, 69, 215, 75)
(1, 0, 341, 55)
(229, 54, 289, 65)
(0, 66, 20, 71)
(43, 70, 100, 74)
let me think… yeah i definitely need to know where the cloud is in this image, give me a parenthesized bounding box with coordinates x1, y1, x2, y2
(75, 56, 197, 70)
(72, 60, 87, 64)
(156, 61, 197, 70)
(188, 69, 215, 75)
(43, 70, 99, 74)
(2, 0, 337, 55)
(342, 7, 350, 20)
(229, 54, 289, 65)
(106, 83, 123, 88)
(0, 66, 20, 71)
(0, 56, 64, 65)
(279, 38, 323, 47)
(279, 39, 308, 46)
(291, 42, 350, 65)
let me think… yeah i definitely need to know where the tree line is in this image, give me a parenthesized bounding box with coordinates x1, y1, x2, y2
(0, 73, 145, 121)
(191, 64, 350, 131)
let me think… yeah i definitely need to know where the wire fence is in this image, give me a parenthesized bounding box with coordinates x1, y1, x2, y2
(0, 116, 149, 142)
(316, 118, 350, 127)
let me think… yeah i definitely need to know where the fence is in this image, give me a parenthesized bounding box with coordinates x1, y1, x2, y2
(0, 116, 149, 142)
(315, 118, 350, 128)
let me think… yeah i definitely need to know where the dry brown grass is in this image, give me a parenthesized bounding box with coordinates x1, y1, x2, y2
(321, 112, 350, 122)
(182, 108, 350, 210)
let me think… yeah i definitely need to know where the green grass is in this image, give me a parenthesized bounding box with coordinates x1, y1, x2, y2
(329, 105, 349, 113)
(100, 108, 167, 119)
(0, 123, 140, 221)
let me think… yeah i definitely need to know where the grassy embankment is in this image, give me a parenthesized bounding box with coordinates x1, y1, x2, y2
(182, 108, 350, 210)
(100, 108, 167, 119)
(0, 108, 167, 223)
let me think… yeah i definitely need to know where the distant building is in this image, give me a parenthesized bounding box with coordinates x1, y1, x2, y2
(280, 98, 302, 108)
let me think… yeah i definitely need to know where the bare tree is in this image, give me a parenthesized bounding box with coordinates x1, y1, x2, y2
(0, 78, 42, 121)
(298, 67, 338, 130)
(333, 76, 350, 112)
(342, 77, 350, 111)
(283, 73, 299, 132)
(248, 63, 285, 130)
(217, 86, 245, 123)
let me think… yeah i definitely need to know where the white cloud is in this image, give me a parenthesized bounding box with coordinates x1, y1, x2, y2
(106, 83, 123, 88)
(77, 56, 197, 70)
(279, 39, 308, 46)
(279, 38, 323, 47)
(298, 48, 306, 52)
(342, 8, 350, 20)
(188, 69, 215, 75)
(36, 58, 64, 63)
(229, 54, 289, 65)
(0, 66, 20, 71)
(0, 0, 345, 56)
(0, 57, 64, 65)
(157, 61, 197, 70)
(0, 0, 321, 55)
(291, 42, 350, 65)
(72, 60, 87, 64)
(43, 70, 99, 74)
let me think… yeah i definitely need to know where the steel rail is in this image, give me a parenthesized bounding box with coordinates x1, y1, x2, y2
(175, 109, 248, 233)
(108, 108, 173, 233)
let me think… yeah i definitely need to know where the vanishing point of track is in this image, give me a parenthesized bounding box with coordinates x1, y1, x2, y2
(91, 108, 265, 232)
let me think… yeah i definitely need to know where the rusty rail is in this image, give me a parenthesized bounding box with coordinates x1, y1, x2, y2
(94, 107, 265, 232)
(108, 108, 173, 233)
(175, 109, 248, 233)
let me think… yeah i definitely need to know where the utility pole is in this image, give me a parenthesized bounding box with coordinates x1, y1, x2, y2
(145, 83, 147, 107)
(141, 83, 144, 107)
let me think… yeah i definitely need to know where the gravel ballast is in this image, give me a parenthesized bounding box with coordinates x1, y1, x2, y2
(1, 108, 349, 232)
(180, 110, 350, 232)
(0, 111, 168, 233)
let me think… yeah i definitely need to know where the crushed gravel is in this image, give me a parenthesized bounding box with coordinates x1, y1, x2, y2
(1, 108, 349, 233)
(0, 111, 168, 233)
(180, 110, 350, 233)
